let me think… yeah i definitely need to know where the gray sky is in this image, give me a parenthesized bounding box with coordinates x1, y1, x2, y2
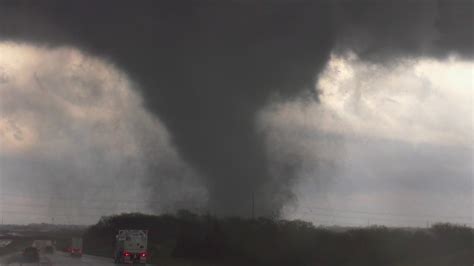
(0, 0, 472, 226)
(0, 43, 207, 224)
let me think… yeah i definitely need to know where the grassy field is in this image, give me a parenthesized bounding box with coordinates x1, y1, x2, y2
(154, 251, 474, 266)
(392, 249, 472, 266)
(151, 258, 237, 266)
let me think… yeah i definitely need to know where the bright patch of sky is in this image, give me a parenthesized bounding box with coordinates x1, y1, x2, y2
(261, 53, 473, 227)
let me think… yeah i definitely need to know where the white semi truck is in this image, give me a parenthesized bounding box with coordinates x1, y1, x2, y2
(114, 230, 149, 264)
(32, 240, 54, 253)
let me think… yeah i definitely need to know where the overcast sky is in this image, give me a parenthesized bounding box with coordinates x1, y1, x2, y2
(0, 0, 472, 226)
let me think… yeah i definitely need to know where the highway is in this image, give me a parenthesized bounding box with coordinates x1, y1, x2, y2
(0, 251, 154, 266)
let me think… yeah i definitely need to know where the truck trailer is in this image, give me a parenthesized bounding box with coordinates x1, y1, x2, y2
(32, 240, 54, 253)
(114, 230, 148, 264)
(69, 237, 83, 257)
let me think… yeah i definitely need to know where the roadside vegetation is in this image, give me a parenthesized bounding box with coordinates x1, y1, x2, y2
(83, 211, 473, 266)
(0, 239, 32, 257)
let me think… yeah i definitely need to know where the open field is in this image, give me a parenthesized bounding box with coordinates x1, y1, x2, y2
(391, 249, 472, 266)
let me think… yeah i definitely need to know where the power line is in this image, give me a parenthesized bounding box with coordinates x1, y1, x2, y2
(302, 204, 471, 221)
(0, 191, 150, 206)
(4, 190, 469, 221)
(1, 199, 145, 212)
(0, 190, 471, 226)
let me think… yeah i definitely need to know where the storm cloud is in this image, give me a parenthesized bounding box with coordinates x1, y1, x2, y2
(0, 0, 472, 220)
(260, 53, 472, 225)
(0, 43, 206, 223)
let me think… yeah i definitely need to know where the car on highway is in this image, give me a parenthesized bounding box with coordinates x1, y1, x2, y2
(22, 246, 39, 263)
(70, 247, 82, 257)
(44, 245, 54, 254)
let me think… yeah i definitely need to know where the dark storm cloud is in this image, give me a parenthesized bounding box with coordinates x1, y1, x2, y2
(333, 0, 473, 61)
(0, 0, 472, 217)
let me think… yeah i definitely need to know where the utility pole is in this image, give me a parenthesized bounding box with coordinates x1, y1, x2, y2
(0, 172, 3, 225)
(251, 191, 255, 220)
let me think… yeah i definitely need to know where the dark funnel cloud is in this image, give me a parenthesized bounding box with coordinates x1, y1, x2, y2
(0, 0, 472, 217)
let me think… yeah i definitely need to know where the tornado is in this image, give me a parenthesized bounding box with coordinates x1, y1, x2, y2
(0, 0, 471, 217)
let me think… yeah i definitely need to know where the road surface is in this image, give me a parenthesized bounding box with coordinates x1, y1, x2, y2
(0, 251, 154, 266)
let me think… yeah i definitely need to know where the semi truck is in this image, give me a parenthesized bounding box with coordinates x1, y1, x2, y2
(69, 237, 83, 257)
(114, 230, 148, 264)
(32, 240, 54, 253)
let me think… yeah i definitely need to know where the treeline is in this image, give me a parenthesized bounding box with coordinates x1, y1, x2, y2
(83, 211, 473, 266)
